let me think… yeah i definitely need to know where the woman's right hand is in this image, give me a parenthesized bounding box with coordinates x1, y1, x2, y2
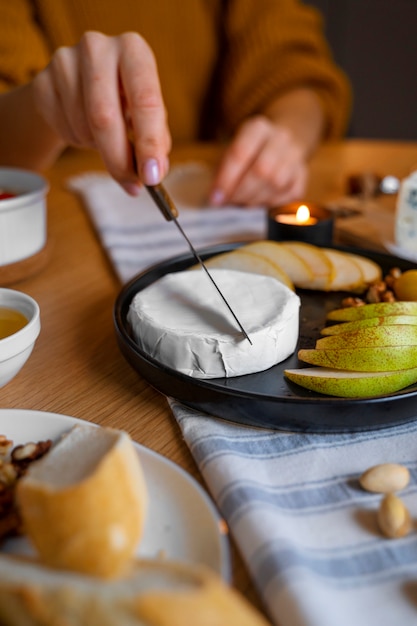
(32, 31, 171, 194)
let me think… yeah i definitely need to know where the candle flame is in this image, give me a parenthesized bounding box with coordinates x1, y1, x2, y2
(296, 204, 311, 224)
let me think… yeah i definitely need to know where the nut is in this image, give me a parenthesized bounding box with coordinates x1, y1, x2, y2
(0, 437, 52, 543)
(0, 436, 13, 459)
(365, 284, 384, 303)
(377, 493, 411, 539)
(11, 439, 52, 473)
(381, 290, 396, 302)
(384, 267, 402, 289)
(359, 463, 410, 493)
(341, 296, 365, 308)
(364, 279, 394, 304)
(0, 461, 17, 486)
(11, 442, 38, 462)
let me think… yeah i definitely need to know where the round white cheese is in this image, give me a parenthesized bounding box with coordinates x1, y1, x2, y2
(128, 268, 300, 379)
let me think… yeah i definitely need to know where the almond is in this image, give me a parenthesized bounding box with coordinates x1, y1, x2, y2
(359, 463, 410, 493)
(377, 493, 411, 538)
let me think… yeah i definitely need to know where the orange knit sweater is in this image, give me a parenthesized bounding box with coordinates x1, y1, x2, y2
(0, 0, 351, 143)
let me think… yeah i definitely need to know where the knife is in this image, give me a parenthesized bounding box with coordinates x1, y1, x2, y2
(145, 183, 252, 344)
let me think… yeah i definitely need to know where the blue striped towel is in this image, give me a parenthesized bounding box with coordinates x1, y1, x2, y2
(69, 164, 417, 626)
(68, 162, 266, 283)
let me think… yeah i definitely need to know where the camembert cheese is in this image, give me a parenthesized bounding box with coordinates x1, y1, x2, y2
(128, 268, 300, 379)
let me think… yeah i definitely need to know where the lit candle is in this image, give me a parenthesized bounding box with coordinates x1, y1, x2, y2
(275, 204, 318, 226)
(267, 202, 333, 246)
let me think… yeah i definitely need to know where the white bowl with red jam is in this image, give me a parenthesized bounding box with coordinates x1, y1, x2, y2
(0, 288, 40, 387)
(0, 168, 49, 266)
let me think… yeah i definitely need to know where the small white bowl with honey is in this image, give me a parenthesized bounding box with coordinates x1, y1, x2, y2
(0, 288, 40, 387)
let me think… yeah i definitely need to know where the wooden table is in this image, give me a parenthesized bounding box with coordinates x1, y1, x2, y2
(2, 139, 417, 616)
(308, 139, 417, 250)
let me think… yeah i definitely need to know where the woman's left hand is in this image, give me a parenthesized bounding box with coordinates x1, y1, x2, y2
(209, 115, 309, 207)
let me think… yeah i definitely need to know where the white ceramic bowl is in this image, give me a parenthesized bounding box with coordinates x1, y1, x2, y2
(0, 168, 48, 266)
(0, 288, 41, 387)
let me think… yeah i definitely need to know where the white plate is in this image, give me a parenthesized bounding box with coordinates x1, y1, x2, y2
(0, 409, 230, 581)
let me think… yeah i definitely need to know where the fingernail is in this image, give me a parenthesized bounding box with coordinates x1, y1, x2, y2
(142, 158, 161, 185)
(209, 189, 225, 206)
(123, 182, 141, 196)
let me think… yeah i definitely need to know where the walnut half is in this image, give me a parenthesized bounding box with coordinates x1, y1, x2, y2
(0, 436, 52, 543)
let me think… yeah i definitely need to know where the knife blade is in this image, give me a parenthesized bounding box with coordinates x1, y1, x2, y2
(145, 183, 252, 344)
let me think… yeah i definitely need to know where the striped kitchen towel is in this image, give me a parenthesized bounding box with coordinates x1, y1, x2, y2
(69, 164, 417, 626)
(68, 162, 266, 283)
(172, 400, 417, 626)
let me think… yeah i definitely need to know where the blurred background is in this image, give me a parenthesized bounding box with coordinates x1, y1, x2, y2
(305, 0, 417, 140)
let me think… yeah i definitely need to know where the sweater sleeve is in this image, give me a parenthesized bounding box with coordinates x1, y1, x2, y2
(218, 0, 352, 140)
(0, 0, 50, 93)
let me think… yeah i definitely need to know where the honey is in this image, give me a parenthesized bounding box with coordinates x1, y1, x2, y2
(0, 307, 28, 339)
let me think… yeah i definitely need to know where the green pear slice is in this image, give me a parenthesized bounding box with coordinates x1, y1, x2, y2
(298, 346, 417, 371)
(316, 325, 417, 350)
(321, 315, 417, 336)
(284, 367, 417, 398)
(321, 248, 364, 292)
(241, 241, 314, 287)
(327, 301, 417, 322)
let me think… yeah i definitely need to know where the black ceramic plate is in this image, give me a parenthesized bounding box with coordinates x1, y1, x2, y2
(114, 243, 417, 433)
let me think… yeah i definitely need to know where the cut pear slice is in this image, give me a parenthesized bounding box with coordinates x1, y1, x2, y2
(241, 241, 314, 287)
(194, 249, 294, 290)
(316, 325, 417, 350)
(344, 252, 382, 285)
(284, 367, 417, 398)
(298, 346, 417, 371)
(280, 241, 333, 289)
(321, 248, 364, 292)
(321, 315, 417, 336)
(327, 301, 417, 321)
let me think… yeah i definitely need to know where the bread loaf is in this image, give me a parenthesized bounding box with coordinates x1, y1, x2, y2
(15, 424, 148, 578)
(0, 554, 271, 626)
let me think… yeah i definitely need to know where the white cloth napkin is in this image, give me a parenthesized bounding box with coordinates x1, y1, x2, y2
(69, 164, 417, 626)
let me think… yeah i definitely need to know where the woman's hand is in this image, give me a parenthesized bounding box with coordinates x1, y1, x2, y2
(208, 89, 326, 207)
(209, 115, 308, 207)
(32, 31, 171, 193)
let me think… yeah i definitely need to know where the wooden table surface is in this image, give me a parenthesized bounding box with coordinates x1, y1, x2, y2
(2, 139, 417, 616)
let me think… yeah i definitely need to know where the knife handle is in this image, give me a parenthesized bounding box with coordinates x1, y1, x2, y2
(145, 184, 179, 221)
(129, 139, 177, 222)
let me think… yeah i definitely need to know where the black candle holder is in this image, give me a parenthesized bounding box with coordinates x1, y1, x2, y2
(267, 202, 334, 246)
